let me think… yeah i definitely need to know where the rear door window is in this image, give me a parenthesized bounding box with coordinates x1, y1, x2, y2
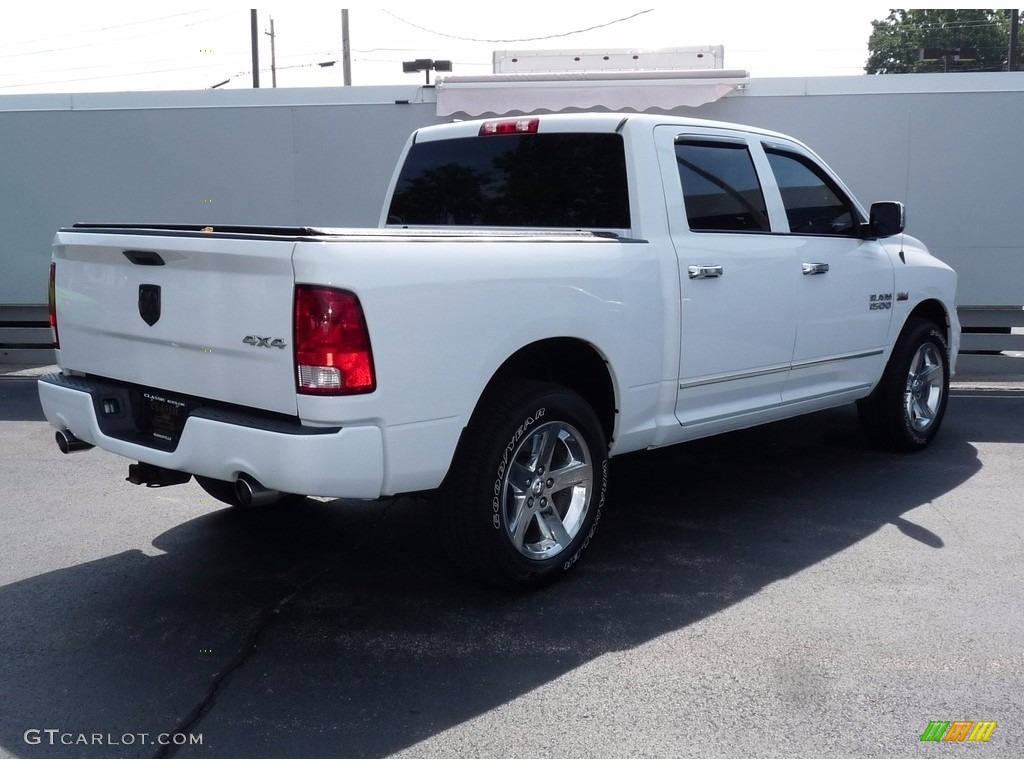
(388, 133, 630, 229)
(675, 140, 770, 233)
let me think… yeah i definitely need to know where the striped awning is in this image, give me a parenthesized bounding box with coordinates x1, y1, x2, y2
(435, 69, 749, 117)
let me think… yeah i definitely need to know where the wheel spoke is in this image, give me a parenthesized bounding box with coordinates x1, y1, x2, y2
(508, 495, 533, 550)
(507, 462, 532, 495)
(537, 507, 572, 548)
(914, 397, 936, 422)
(921, 360, 943, 385)
(547, 461, 591, 493)
(535, 424, 561, 472)
(912, 347, 926, 368)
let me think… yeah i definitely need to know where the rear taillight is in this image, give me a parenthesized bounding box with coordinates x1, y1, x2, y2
(48, 262, 59, 349)
(294, 286, 375, 395)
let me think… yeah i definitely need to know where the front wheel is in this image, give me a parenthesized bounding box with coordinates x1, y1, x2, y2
(858, 318, 950, 451)
(443, 380, 608, 588)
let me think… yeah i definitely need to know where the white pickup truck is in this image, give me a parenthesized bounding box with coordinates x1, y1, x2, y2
(39, 112, 958, 587)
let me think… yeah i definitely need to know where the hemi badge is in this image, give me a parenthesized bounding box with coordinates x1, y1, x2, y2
(897, 292, 909, 302)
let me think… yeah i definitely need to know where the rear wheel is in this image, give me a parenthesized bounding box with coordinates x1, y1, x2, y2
(858, 318, 950, 451)
(443, 380, 608, 588)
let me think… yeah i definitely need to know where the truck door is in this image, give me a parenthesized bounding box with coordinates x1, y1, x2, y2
(760, 143, 895, 403)
(655, 127, 799, 435)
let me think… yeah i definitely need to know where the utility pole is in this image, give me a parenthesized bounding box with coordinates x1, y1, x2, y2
(1010, 9, 1020, 72)
(342, 9, 352, 86)
(250, 9, 260, 88)
(266, 17, 277, 87)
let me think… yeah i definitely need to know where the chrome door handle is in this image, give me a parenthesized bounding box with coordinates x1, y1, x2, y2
(802, 262, 830, 275)
(688, 265, 724, 280)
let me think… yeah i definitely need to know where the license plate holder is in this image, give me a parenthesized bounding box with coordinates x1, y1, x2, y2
(141, 392, 188, 445)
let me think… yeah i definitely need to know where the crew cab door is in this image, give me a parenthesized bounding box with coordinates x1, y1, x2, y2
(655, 126, 798, 433)
(759, 142, 895, 403)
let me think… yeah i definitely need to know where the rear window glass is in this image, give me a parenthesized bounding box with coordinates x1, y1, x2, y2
(676, 140, 770, 233)
(387, 133, 630, 229)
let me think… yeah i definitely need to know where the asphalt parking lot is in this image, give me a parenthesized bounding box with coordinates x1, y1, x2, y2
(1, 367, 1022, 758)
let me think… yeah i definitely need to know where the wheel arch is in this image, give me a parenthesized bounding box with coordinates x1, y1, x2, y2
(906, 298, 952, 337)
(477, 337, 617, 445)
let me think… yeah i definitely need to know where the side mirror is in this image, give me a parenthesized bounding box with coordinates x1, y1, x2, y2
(869, 201, 905, 239)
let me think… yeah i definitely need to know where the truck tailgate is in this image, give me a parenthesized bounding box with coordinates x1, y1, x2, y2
(53, 229, 299, 416)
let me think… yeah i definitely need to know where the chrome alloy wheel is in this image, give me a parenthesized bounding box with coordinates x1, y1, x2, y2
(500, 421, 594, 561)
(904, 340, 945, 432)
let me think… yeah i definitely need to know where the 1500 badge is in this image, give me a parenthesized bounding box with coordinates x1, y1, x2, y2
(243, 335, 287, 349)
(869, 293, 893, 311)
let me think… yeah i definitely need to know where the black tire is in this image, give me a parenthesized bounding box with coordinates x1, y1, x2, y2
(858, 318, 950, 451)
(443, 380, 609, 588)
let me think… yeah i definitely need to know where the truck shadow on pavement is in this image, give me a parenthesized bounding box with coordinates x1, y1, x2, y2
(0, 400, 999, 757)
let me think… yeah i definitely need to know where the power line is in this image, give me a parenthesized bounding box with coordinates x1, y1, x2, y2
(6, 9, 209, 49)
(0, 10, 236, 62)
(382, 9, 655, 44)
(75, 9, 214, 35)
(878, 17, 1009, 32)
(0, 58, 245, 90)
(0, 50, 240, 80)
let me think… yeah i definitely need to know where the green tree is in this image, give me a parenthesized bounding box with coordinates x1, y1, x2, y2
(866, 9, 1020, 73)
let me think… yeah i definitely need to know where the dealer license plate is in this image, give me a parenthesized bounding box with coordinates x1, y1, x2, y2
(141, 392, 188, 444)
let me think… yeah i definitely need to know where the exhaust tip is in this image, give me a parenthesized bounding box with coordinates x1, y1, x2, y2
(234, 474, 284, 507)
(235, 476, 254, 506)
(56, 429, 93, 454)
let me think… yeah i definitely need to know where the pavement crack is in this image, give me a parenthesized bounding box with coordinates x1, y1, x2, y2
(154, 567, 329, 758)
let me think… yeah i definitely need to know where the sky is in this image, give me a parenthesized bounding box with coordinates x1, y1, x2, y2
(0, 3, 899, 95)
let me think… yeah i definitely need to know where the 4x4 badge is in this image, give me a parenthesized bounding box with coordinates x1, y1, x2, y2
(138, 284, 161, 326)
(243, 335, 287, 349)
